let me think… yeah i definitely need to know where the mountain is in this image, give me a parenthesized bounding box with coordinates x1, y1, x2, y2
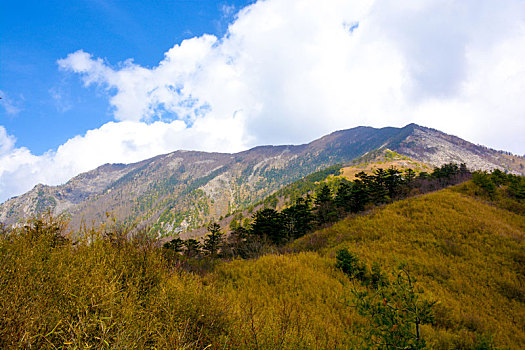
(1, 123, 523, 233)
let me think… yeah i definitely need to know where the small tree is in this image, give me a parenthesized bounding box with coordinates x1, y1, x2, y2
(281, 197, 314, 239)
(335, 181, 352, 212)
(336, 248, 366, 281)
(315, 184, 337, 225)
(163, 238, 184, 253)
(384, 168, 402, 200)
(183, 239, 201, 258)
(203, 222, 223, 257)
(508, 175, 525, 200)
(250, 208, 285, 244)
(404, 168, 416, 184)
(353, 264, 435, 349)
(369, 261, 388, 289)
(472, 171, 496, 199)
(225, 225, 249, 258)
(350, 178, 369, 213)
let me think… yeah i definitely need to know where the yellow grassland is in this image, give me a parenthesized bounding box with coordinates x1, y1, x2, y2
(291, 188, 525, 348)
(339, 149, 431, 179)
(1, 187, 523, 349)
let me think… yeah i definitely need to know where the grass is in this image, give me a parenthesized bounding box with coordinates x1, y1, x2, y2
(291, 188, 525, 348)
(0, 184, 523, 349)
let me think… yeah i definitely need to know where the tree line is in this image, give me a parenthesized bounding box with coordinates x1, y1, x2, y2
(163, 163, 473, 262)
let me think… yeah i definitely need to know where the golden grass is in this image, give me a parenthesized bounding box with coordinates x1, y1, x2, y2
(210, 253, 360, 349)
(1, 186, 523, 349)
(340, 159, 429, 180)
(339, 149, 430, 180)
(292, 188, 525, 348)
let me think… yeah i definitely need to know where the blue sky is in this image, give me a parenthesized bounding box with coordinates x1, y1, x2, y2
(1, 0, 525, 202)
(1, 0, 253, 154)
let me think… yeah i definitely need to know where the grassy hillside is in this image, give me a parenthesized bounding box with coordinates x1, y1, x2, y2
(341, 148, 431, 179)
(1, 183, 523, 349)
(291, 188, 524, 348)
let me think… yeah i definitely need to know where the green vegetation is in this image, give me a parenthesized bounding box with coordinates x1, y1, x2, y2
(336, 249, 435, 349)
(0, 167, 523, 349)
(454, 169, 525, 215)
(0, 216, 231, 349)
(291, 183, 524, 348)
(215, 163, 472, 253)
(260, 164, 343, 207)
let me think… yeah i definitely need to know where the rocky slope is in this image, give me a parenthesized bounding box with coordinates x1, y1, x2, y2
(1, 123, 523, 234)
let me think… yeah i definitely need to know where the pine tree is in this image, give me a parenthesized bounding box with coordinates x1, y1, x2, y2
(353, 265, 435, 349)
(203, 222, 223, 257)
(282, 197, 314, 238)
(315, 184, 337, 225)
(183, 239, 200, 258)
(163, 238, 184, 253)
(250, 208, 285, 244)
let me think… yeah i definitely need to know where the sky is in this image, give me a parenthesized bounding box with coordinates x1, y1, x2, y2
(1, 0, 524, 202)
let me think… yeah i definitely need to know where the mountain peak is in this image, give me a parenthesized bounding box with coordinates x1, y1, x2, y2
(1, 124, 523, 234)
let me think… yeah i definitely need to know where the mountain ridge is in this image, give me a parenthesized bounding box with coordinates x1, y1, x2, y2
(1, 123, 523, 234)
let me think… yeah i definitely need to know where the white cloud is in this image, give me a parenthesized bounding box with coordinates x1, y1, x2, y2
(1, 0, 525, 202)
(0, 90, 23, 115)
(49, 87, 72, 113)
(0, 127, 16, 155)
(0, 118, 245, 201)
(57, 0, 525, 150)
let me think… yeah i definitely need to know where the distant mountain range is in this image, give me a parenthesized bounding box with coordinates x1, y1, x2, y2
(1, 123, 523, 234)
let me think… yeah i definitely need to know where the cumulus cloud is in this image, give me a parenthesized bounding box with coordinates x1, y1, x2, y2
(57, 0, 525, 149)
(0, 118, 246, 201)
(1, 0, 525, 202)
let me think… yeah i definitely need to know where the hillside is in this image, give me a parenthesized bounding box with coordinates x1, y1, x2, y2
(1, 123, 523, 235)
(341, 148, 431, 179)
(1, 182, 523, 349)
(217, 189, 525, 349)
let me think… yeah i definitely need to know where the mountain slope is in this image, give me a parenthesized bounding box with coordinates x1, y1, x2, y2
(1, 123, 523, 233)
(286, 187, 524, 348)
(2, 185, 523, 349)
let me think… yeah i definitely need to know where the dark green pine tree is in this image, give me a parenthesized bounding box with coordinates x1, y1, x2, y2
(384, 167, 402, 200)
(163, 237, 184, 253)
(203, 222, 223, 257)
(508, 175, 525, 199)
(335, 181, 353, 212)
(250, 208, 286, 244)
(183, 239, 201, 258)
(404, 168, 416, 184)
(353, 264, 435, 350)
(281, 197, 314, 239)
(315, 184, 337, 225)
(472, 171, 497, 199)
(350, 174, 370, 213)
(226, 224, 249, 258)
(369, 168, 389, 204)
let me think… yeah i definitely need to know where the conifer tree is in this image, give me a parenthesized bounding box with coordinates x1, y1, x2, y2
(183, 238, 201, 258)
(315, 184, 337, 225)
(203, 222, 223, 257)
(163, 237, 184, 253)
(282, 197, 314, 238)
(251, 208, 285, 244)
(353, 265, 435, 350)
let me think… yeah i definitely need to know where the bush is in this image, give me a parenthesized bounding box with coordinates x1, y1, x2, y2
(0, 215, 231, 348)
(353, 265, 436, 350)
(335, 248, 366, 281)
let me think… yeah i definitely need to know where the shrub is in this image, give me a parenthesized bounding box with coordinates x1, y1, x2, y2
(335, 248, 366, 281)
